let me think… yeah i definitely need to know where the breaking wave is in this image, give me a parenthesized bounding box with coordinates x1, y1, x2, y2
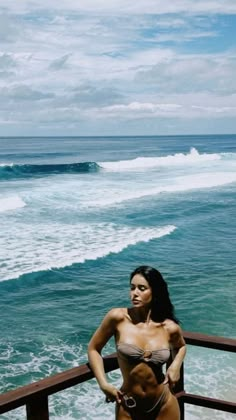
(1, 149, 234, 180)
(0, 162, 101, 180)
(99, 148, 223, 171)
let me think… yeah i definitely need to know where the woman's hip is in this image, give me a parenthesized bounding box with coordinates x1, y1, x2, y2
(117, 383, 172, 419)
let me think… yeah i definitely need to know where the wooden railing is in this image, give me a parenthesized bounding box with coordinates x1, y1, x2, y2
(0, 331, 235, 419)
(175, 332, 236, 419)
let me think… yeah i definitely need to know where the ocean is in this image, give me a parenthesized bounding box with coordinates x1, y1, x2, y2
(0, 135, 235, 419)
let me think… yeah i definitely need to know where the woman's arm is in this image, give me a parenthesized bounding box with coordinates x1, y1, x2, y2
(164, 322, 186, 388)
(88, 308, 123, 403)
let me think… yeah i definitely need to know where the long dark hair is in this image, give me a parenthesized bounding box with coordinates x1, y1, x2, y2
(130, 266, 179, 324)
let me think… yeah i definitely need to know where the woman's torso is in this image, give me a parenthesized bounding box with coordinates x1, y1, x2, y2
(114, 308, 172, 406)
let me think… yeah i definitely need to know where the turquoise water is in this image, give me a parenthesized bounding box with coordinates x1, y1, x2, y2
(0, 135, 235, 419)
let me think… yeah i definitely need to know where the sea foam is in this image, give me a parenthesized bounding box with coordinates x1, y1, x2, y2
(0, 224, 176, 281)
(0, 196, 26, 213)
(92, 172, 236, 207)
(100, 148, 222, 171)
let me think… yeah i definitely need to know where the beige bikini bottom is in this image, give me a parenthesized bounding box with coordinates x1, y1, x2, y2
(121, 383, 168, 414)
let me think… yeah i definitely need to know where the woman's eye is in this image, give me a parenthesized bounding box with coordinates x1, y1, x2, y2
(130, 285, 147, 291)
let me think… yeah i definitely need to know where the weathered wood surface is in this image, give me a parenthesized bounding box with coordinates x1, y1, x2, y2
(183, 331, 236, 352)
(26, 396, 49, 420)
(182, 392, 236, 413)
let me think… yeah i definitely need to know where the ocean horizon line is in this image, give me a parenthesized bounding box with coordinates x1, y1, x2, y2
(0, 133, 236, 139)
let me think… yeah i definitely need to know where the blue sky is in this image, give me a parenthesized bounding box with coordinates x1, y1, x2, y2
(0, 0, 236, 136)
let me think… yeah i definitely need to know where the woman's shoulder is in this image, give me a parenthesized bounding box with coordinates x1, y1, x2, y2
(163, 319, 185, 347)
(106, 307, 127, 322)
(163, 319, 181, 335)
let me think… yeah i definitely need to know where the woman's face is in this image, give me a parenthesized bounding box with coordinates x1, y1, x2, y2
(130, 274, 152, 308)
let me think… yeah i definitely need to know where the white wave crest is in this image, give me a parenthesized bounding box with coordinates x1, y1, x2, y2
(0, 196, 26, 213)
(92, 172, 236, 207)
(100, 148, 221, 171)
(0, 163, 14, 167)
(0, 224, 176, 281)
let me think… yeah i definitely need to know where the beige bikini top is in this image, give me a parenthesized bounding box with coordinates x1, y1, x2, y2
(117, 342, 170, 365)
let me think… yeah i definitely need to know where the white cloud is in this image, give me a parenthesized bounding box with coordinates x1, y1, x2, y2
(2, 0, 236, 15)
(192, 105, 236, 114)
(135, 53, 236, 95)
(49, 54, 71, 70)
(86, 98, 236, 121)
(0, 13, 20, 42)
(0, 85, 54, 101)
(102, 102, 182, 114)
(155, 30, 218, 43)
(0, 0, 235, 134)
(0, 53, 16, 68)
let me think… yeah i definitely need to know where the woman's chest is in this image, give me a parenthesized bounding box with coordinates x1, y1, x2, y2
(117, 320, 169, 349)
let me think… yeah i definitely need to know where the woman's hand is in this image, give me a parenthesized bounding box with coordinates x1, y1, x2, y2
(163, 366, 180, 390)
(101, 383, 123, 404)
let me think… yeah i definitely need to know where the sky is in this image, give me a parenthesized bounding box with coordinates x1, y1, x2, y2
(0, 0, 236, 136)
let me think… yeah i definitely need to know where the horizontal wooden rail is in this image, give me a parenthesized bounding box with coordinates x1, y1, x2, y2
(0, 331, 235, 419)
(183, 330, 236, 352)
(0, 354, 118, 414)
(181, 393, 236, 413)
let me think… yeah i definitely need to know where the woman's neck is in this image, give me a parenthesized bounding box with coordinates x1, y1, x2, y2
(134, 307, 152, 324)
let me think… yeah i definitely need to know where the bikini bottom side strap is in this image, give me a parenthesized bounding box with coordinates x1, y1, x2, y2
(145, 384, 168, 414)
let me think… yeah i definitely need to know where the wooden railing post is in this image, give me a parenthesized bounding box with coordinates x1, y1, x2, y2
(168, 351, 185, 419)
(26, 396, 49, 420)
(177, 364, 185, 420)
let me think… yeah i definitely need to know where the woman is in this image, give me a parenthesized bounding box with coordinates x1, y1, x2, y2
(88, 266, 186, 419)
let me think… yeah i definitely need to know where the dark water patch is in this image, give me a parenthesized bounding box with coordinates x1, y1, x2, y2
(0, 161, 101, 180)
